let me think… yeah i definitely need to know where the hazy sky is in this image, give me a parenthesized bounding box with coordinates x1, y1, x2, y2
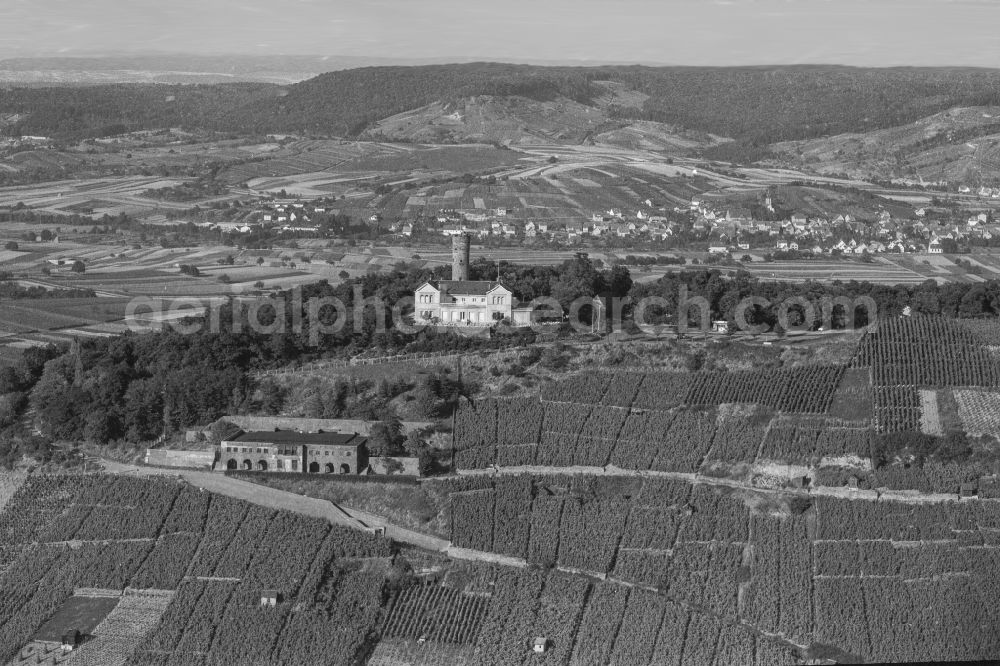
(1, 0, 999, 67)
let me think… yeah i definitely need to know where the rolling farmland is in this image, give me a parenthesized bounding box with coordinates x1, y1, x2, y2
(0, 243, 324, 362)
(742, 259, 928, 285)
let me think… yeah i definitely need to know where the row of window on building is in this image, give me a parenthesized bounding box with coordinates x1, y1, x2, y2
(418, 310, 505, 320)
(224, 446, 352, 457)
(225, 446, 284, 454)
(416, 295, 506, 304)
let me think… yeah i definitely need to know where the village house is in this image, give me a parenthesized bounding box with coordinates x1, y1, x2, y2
(565, 221, 587, 240)
(648, 225, 669, 241)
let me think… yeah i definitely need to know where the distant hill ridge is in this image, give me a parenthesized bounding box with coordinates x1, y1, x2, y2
(5, 62, 1000, 144)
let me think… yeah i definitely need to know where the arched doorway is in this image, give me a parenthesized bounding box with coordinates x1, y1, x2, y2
(325, 463, 335, 473)
(243, 459, 252, 470)
(257, 460, 268, 471)
(340, 464, 351, 474)
(226, 459, 237, 470)
(309, 461, 319, 473)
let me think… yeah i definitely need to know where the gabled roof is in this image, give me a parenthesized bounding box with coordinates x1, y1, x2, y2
(230, 431, 365, 446)
(435, 280, 509, 296)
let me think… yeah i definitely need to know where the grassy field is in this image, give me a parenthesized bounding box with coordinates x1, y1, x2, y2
(0, 345, 23, 366)
(0, 298, 131, 335)
(827, 367, 874, 422)
(230, 475, 448, 538)
(0, 297, 152, 363)
(33, 595, 120, 642)
(219, 140, 411, 185)
(742, 258, 927, 284)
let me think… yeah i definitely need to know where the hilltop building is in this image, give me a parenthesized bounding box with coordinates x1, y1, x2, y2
(413, 234, 532, 326)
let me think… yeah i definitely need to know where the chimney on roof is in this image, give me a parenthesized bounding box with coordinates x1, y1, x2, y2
(452, 233, 470, 281)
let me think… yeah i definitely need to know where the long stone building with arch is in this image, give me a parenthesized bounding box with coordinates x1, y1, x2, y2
(221, 431, 366, 474)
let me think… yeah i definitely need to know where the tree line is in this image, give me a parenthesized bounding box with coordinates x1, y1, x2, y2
(0, 255, 630, 452)
(630, 269, 1000, 329)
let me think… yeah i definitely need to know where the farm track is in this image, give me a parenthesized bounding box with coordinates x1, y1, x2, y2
(94, 460, 491, 557)
(457, 464, 984, 505)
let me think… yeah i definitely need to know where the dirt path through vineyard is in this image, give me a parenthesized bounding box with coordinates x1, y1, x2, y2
(97, 460, 452, 553)
(459, 464, 976, 505)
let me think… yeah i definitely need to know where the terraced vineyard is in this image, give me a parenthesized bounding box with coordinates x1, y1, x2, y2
(383, 583, 489, 644)
(455, 365, 869, 471)
(854, 315, 1000, 432)
(444, 473, 1000, 665)
(0, 474, 390, 665)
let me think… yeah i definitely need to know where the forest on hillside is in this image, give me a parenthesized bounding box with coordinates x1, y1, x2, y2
(6, 64, 1000, 142)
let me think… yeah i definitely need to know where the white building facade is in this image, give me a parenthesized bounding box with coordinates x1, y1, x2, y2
(415, 280, 514, 325)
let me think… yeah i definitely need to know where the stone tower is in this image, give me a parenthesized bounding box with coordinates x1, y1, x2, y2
(452, 233, 470, 281)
